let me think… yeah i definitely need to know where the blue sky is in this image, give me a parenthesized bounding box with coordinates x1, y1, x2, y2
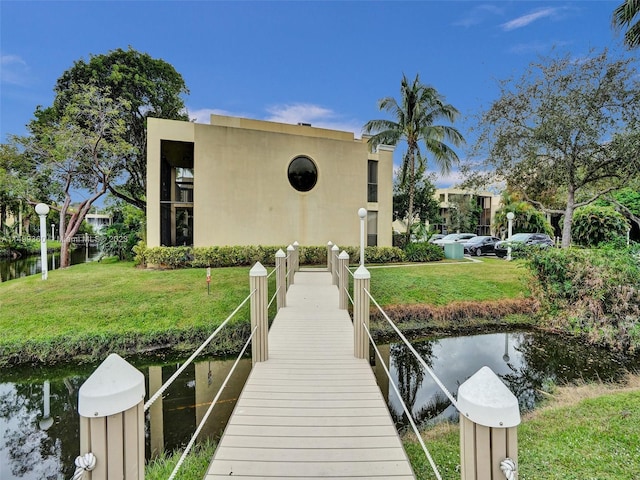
(1, 0, 635, 188)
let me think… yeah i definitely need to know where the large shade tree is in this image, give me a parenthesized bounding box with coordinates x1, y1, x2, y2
(33, 47, 189, 211)
(364, 74, 464, 241)
(466, 49, 640, 247)
(24, 84, 136, 267)
(613, 0, 640, 48)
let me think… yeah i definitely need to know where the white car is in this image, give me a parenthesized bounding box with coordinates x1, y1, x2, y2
(432, 233, 477, 246)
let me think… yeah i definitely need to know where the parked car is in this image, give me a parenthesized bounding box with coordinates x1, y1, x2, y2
(428, 234, 445, 243)
(432, 233, 477, 247)
(494, 233, 554, 258)
(463, 236, 501, 256)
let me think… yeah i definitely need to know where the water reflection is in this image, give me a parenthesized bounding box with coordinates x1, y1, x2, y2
(2, 331, 638, 479)
(0, 356, 251, 480)
(0, 247, 101, 282)
(375, 331, 639, 431)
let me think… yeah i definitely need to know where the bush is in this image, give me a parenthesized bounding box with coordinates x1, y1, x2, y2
(571, 205, 630, 247)
(526, 246, 640, 353)
(134, 244, 410, 268)
(403, 242, 444, 262)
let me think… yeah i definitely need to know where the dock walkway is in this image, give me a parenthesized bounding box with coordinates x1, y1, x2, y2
(205, 270, 415, 479)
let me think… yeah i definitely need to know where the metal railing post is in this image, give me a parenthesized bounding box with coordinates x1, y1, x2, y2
(77, 354, 145, 480)
(338, 250, 349, 310)
(292, 241, 299, 272)
(275, 249, 286, 310)
(326, 241, 333, 271)
(286, 244, 295, 287)
(331, 244, 339, 285)
(458, 367, 520, 480)
(250, 262, 268, 365)
(353, 265, 370, 359)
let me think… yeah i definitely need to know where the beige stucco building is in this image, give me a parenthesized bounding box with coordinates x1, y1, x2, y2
(146, 115, 394, 248)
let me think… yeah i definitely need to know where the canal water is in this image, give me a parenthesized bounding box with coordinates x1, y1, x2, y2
(0, 246, 101, 282)
(1, 331, 638, 480)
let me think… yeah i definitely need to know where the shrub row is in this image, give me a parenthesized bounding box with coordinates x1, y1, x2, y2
(525, 245, 640, 353)
(133, 243, 431, 269)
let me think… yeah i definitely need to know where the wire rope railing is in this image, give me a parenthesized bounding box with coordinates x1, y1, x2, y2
(168, 324, 259, 480)
(363, 287, 459, 408)
(144, 289, 256, 412)
(362, 321, 443, 480)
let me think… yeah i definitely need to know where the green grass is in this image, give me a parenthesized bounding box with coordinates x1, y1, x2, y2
(369, 258, 530, 306)
(145, 440, 216, 480)
(405, 388, 640, 479)
(0, 258, 529, 366)
(0, 260, 274, 365)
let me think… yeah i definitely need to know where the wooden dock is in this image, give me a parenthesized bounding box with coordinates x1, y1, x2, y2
(205, 270, 415, 479)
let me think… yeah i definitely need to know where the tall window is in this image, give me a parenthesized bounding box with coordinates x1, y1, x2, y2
(367, 160, 378, 202)
(367, 211, 378, 246)
(160, 140, 194, 246)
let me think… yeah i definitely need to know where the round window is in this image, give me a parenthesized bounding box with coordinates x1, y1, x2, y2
(287, 156, 318, 192)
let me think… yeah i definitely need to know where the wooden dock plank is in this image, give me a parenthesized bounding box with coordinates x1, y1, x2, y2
(205, 271, 415, 479)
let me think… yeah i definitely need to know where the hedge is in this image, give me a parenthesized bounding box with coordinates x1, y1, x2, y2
(133, 243, 408, 269)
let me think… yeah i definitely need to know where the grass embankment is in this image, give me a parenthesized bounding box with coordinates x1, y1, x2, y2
(0, 259, 261, 366)
(405, 375, 640, 479)
(369, 258, 535, 336)
(0, 257, 532, 366)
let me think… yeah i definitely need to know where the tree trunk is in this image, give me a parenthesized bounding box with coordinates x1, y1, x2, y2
(405, 149, 416, 244)
(561, 187, 575, 248)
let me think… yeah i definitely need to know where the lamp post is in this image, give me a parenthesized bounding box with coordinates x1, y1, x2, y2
(35, 203, 50, 280)
(358, 208, 367, 267)
(51, 223, 55, 241)
(506, 212, 515, 261)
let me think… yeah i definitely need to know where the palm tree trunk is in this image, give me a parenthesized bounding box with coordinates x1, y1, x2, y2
(405, 148, 416, 243)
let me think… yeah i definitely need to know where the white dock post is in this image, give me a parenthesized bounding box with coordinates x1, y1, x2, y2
(331, 244, 339, 285)
(353, 265, 370, 359)
(286, 244, 295, 287)
(250, 262, 269, 365)
(292, 241, 299, 272)
(326, 241, 333, 271)
(458, 366, 521, 480)
(77, 353, 145, 480)
(275, 249, 287, 310)
(338, 250, 349, 310)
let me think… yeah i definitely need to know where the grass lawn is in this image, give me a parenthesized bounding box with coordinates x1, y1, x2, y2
(405, 376, 640, 480)
(0, 257, 529, 365)
(368, 257, 530, 306)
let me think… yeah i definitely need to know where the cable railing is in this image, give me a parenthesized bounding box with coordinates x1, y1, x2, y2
(168, 324, 258, 480)
(349, 262, 521, 480)
(73, 244, 300, 480)
(362, 320, 443, 480)
(144, 289, 255, 412)
(364, 287, 459, 409)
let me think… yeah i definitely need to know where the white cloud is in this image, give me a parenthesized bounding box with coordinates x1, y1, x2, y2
(1, 54, 30, 85)
(265, 103, 363, 137)
(501, 7, 558, 31)
(427, 169, 466, 189)
(185, 103, 364, 137)
(453, 4, 504, 27)
(186, 107, 238, 124)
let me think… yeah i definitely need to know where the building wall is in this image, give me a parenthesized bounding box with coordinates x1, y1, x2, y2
(147, 116, 394, 248)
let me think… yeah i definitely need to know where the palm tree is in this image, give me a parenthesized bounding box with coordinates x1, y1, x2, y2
(613, 0, 640, 48)
(364, 74, 464, 242)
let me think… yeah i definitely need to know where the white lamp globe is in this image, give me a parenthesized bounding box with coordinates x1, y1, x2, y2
(35, 203, 50, 216)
